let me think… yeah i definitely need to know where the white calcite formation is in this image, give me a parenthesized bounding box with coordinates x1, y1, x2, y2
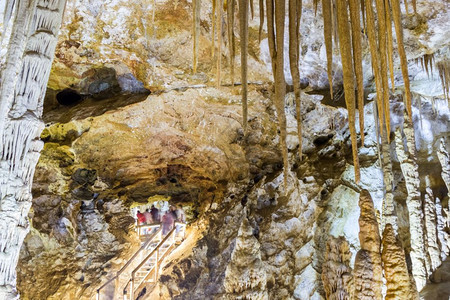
(0, 0, 66, 298)
(394, 121, 428, 290)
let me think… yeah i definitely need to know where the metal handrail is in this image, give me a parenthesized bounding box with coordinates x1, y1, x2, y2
(128, 227, 178, 299)
(96, 226, 162, 297)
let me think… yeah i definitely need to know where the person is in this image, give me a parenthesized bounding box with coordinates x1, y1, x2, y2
(136, 210, 145, 225)
(169, 205, 177, 219)
(144, 209, 153, 224)
(175, 205, 186, 223)
(161, 211, 175, 235)
(150, 205, 160, 223)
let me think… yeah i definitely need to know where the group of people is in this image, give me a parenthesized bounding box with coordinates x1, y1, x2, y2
(136, 204, 185, 235)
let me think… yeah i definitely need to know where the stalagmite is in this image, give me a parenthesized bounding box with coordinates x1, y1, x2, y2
(391, 0, 412, 117)
(224, 212, 269, 298)
(322, 0, 334, 98)
(0, 0, 67, 297)
(424, 175, 441, 272)
(193, 0, 201, 73)
(227, 0, 236, 84)
(353, 190, 383, 299)
(288, 0, 302, 160)
(321, 236, 353, 300)
(348, 0, 365, 145)
(381, 224, 414, 299)
(335, 0, 360, 183)
(394, 120, 428, 291)
(239, 0, 248, 132)
(274, 0, 288, 187)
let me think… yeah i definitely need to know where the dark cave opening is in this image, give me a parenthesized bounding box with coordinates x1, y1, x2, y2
(56, 88, 83, 106)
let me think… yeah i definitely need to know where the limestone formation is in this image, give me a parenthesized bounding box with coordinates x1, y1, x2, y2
(224, 212, 268, 299)
(381, 224, 415, 300)
(394, 122, 428, 290)
(424, 175, 441, 272)
(353, 190, 383, 299)
(321, 236, 353, 300)
(0, 0, 66, 297)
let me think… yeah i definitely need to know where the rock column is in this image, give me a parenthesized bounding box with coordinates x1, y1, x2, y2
(0, 0, 66, 297)
(394, 122, 428, 290)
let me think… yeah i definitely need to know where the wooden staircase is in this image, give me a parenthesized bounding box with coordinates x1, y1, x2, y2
(96, 222, 186, 300)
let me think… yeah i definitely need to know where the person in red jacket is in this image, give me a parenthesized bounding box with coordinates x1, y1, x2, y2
(136, 210, 146, 225)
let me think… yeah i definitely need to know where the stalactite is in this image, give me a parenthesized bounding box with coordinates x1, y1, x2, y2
(365, 0, 385, 139)
(437, 60, 450, 102)
(375, 0, 391, 140)
(266, 0, 276, 75)
(322, 0, 334, 99)
(415, 53, 435, 79)
(212, 0, 216, 58)
(336, 0, 360, 183)
(391, 0, 412, 117)
(394, 118, 428, 291)
(289, 0, 302, 160)
(274, 0, 288, 187)
(424, 175, 441, 272)
(258, 0, 264, 41)
(348, 0, 364, 145)
(239, 0, 248, 132)
(321, 236, 353, 300)
(384, 0, 395, 89)
(381, 224, 414, 299)
(250, 0, 254, 19)
(192, 0, 201, 73)
(353, 190, 383, 299)
(217, 0, 223, 87)
(227, 0, 236, 84)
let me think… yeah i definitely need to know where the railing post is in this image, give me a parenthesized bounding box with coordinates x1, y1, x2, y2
(96, 290, 100, 300)
(155, 250, 159, 282)
(114, 275, 120, 298)
(130, 276, 134, 300)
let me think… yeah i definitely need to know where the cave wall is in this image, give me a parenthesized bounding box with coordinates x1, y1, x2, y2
(11, 0, 450, 299)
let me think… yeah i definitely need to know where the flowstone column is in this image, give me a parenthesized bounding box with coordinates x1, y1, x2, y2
(0, 0, 66, 298)
(394, 121, 428, 291)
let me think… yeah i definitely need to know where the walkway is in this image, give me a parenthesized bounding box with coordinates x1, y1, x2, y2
(96, 222, 186, 300)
